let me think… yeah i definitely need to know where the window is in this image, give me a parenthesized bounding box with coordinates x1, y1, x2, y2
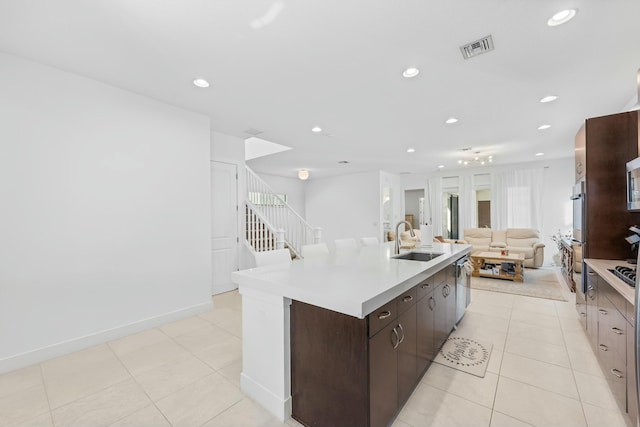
(442, 190, 459, 239)
(476, 189, 491, 228)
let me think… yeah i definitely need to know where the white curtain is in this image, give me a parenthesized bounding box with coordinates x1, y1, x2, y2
(459, 174, 476, 232)
(426, 178, 440, 231)
(491, 168, 544, 231)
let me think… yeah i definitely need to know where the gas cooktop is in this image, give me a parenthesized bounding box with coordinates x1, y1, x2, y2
(609, 265, 636, 287)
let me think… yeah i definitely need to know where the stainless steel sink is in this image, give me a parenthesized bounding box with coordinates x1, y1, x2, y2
(393, 252, 444, 262)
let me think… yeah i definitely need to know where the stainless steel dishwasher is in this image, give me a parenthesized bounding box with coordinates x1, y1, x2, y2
(454, 255, 471, 323)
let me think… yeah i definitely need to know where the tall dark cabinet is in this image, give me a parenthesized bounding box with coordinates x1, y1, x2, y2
(578, 110, 640, 261)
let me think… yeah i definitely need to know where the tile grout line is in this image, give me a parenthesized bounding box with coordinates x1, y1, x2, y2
(487, 294, 513, 427)
(37, 362, 55, 427)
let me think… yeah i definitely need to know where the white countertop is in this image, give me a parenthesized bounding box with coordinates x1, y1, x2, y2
(584, 258, 636, 305)
(232, 242, 471, 319)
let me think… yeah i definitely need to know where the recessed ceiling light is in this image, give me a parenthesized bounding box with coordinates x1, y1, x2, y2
(438, 165, 445, 169)
(407, 148, 415, 153)
(537, 124, 551, 130)
(539, 95, 558, 103)
(298, 169, 310, 180)
(402, 67, 420, 78)
(547, 9, 577, 26)
(536, 152, 545, 156)
(193, 78, 210, 88)
(338, 160, 350, 164)
(311, 126, 322, 133)
(445, 117, 459, 124)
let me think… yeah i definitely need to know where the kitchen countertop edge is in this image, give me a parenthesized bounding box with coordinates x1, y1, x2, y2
(232, 243, 472, 319)
(584, 258, 635, 305)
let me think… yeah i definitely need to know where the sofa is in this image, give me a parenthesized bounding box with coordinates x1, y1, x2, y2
(399, 229, 465, 247)
(462, 228, 545, 268)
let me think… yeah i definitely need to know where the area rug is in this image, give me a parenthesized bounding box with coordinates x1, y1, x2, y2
(434, 336, 493, 378)
(470, 267, 568, 301)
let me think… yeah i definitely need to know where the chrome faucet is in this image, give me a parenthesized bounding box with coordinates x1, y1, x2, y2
(395, 221, 415, 254)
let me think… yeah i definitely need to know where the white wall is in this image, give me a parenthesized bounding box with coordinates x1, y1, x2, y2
(0, 53, 212, 372)
(256, 173, 307, 218)
(305, 171, 381, 246)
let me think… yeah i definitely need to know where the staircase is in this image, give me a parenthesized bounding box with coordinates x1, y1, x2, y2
(245, 166, 321, 258)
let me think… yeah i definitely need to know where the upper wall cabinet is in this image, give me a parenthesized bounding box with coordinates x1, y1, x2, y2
(579, 110, 640, 260)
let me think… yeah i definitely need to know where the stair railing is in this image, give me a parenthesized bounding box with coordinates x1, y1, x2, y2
(245, 166, 321, 257)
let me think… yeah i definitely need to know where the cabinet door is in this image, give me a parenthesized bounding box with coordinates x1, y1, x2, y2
(597, 295, 613, 369)
(416, 290, 435, 373)
(369, 322, 398, 427)
(397, 304, 417, 405)
(444, 282, 457, 333)
(433, 284, 447, 353)
(586, 268, 599, 350)
(576, 289, 587, 331)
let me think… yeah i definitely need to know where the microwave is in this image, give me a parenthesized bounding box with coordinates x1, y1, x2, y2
(627, 157, 640, 211)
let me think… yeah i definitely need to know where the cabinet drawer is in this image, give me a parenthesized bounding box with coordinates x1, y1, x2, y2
(434, 268, 447, 285)
(601, 280, 627, 317)
(369, 300, 398, 338)
(396, 287, 417, 314)
(417, 278, 434, 300)
(626, 300, 636, 326)
(598, 296, 626, 360)
(608, 352, 627, 414)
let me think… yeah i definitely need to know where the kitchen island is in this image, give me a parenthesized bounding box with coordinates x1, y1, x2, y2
(231, 242, 471, 427)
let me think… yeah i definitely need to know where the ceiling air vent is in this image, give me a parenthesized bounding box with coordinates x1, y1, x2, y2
(244, 128, 264, 136)
(460, 35, 494, 60)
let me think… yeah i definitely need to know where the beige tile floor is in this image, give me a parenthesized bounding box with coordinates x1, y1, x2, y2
(0, 282, 634, 427)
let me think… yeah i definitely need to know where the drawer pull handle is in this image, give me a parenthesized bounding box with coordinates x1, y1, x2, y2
(421, 284, 430, 289)
(611, 368, 623, 379)
(378, 311, 391, 320)
(599, 309, 608, 315)
(611, 327, 623, 335)
(402, 295, 413, 303)
(587, 272, 595, 276)
(428, 296, 435, 310)
(599, 344, 609, 351)
(391, 327, 400, 349)
(398, 323, 405, 344)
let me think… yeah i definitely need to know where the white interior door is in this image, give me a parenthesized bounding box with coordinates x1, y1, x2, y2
(211, 161, 238, 295)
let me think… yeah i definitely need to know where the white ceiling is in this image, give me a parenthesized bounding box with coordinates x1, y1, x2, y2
(1, 0, 639, 179)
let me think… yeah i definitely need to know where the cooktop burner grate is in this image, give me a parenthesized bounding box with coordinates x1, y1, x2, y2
(609, 265, 636, 287)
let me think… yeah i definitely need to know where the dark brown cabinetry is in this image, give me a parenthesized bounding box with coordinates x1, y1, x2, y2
(291, 263, 462, 427)
(583, 263, 637, 423)
(597, 286, 626, 409)
(396, 295, 418, 406)
(579, 110, 640, 261)
(416, 277, 435, 374)
(369, 320, 398, 427)
(585, 266, 599, 349)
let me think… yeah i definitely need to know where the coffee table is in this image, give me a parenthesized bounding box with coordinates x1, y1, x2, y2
(470, 251, 525, 282)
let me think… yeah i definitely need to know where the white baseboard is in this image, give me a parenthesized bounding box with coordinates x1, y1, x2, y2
(240, 372, 292, 422)
(0, 301, 212, 374)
